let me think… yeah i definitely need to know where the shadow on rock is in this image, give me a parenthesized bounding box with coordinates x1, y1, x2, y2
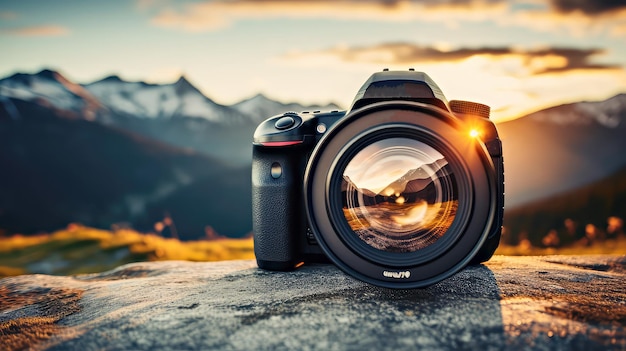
(223, 264, 506, 351)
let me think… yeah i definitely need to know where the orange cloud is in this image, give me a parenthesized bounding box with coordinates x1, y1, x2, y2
(148, 0, 626, 36)
(284, 43, 621, 76)
(1, 25, 70, 37)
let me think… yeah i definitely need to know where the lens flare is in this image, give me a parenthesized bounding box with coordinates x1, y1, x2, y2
(469, 129, 481, 138)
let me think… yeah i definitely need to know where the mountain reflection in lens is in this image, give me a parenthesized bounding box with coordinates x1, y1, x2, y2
(341, 138, 458, 253)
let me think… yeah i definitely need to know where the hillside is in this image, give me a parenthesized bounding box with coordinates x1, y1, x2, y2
(0, 98, 251, 238)
(497, 94, 626, 207)
(0, 69, 340, 167)
(504, 165, 626, 246)
(1, 68, 625, 240)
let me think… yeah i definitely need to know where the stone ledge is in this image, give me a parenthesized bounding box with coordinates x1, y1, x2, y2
(1, 255, 625, 351)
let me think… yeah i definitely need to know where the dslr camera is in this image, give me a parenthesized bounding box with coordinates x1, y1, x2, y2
(252, 70, 504, 288)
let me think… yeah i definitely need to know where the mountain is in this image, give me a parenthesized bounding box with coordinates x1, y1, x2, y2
(525, 94, 626, 128)
(379, 159, 448, 196)
(232, 93, 341, 123)
(83, 74, 255, 165)
(338, 88, 626, 211)
(0, 69, 247, 124)
(0, 69, 343, 237)
(0, 69, 342, 167)
(84, 75, 247, 124)
(504, 164, 626, 246)
(341, 175, 377, 198)
(341, 175, 380, 208)
(341, 160, 455, 208)
(0, 69, 101, 119)
(0, 97, 251, 238)
(498, 93, 626, 208)
(2, 68, 625, 238)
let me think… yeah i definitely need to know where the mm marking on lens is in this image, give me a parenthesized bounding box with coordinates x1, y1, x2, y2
(383, 270, 411, 279)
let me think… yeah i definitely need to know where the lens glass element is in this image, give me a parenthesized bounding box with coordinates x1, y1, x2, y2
(341, 138, 458, 253)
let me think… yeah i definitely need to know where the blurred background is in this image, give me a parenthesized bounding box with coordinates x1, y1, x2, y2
(1, 0, 625, 276)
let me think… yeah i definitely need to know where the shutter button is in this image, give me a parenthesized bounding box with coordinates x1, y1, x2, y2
(275, 116, 295, 130)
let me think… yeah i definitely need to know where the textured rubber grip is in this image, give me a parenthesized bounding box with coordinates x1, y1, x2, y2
(252, 144, 307, 269)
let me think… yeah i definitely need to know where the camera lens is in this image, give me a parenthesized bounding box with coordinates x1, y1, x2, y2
(341, 138, 457, 253)
(304, 102, 496, 288)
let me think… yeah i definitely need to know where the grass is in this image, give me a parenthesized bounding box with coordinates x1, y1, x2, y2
(1, 225, 624, 278)
(0, 225, 254, 277)
(495, 236, 626, 256)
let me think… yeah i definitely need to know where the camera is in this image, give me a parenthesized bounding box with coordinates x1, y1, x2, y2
(252, 70, 504, 288)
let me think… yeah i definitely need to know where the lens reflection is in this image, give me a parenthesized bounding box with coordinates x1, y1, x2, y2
(341, 138, 458, 253)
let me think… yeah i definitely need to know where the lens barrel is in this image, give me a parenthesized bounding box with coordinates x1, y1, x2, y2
(304, 101, 497, 288)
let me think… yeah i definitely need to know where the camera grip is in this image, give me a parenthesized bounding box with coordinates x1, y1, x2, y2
(252, 145, 307, 270)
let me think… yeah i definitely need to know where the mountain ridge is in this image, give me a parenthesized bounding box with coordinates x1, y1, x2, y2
(0, 69, 102, 117)
(1, 68, 625, 237)
(497, 93, 626, 207)
(3, 68, 624, 128)
(0, 96, 252, 238)
(0, 68, 344, 166)
(523, 93, 626, 128)
(0, 68, 341, 123)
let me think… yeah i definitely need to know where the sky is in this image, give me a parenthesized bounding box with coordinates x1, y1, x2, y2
(1, 0, 625, 122)
(345, 138, 444, 194)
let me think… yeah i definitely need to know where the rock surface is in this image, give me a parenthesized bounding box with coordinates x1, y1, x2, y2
(1, 255, 625, 351)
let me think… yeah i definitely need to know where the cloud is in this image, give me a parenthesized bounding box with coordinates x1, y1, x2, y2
(549, 0, 626, 15)
(310, 43, 510, 64)
(150, 0, 508, 32)
(506, 2, 626, 37)
(0, 25, 70, 37)
(284, 43, 621, 75)
(147, 0, 626, 36)
(526, 48, 620, 74)
(611, 22, 626, 35)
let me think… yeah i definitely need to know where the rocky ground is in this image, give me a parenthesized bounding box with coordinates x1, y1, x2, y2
(1, 255, 625, 351)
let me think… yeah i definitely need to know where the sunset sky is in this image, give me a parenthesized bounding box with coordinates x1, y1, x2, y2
(1, 0, 625, 121)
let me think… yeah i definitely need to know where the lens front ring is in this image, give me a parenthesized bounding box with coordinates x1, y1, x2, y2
(325, 125, 471, 268)
(304, 101, 497, 288)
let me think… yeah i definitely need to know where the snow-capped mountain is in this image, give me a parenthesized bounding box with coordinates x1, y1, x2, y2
(232, 93, 342, 123)
(2, 67, 626, 238)
(84, 75, 245, 124)
(0, 96, 252, 238)
(380, 159, 448, 196)
(3, 68, 625, 209)
(527, 93, 626, 128)
(0, 69, 344, 166)
(0, 69, 101, 119)
(0, 69, 342, 125)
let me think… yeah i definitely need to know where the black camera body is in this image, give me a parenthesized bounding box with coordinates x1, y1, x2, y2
(252, 70, 504, 288)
